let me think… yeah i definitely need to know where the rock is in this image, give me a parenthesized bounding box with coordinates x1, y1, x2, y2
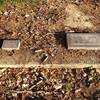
(2, 40, 20, 50)
(25, 14, 30, 18)
(67, 33, 100, 49)
(83, 73, 87, 77)
(65, 4, 93, 30)
(4, 11, 9, 16)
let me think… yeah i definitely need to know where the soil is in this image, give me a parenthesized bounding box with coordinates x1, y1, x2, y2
(0, 0, 100, 64)
(0, 1, 100, 99)
(0, 68, 100, 100)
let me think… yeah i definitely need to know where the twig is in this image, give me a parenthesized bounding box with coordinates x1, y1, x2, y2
(29, 80, 43, 90)
(9, 90, 33, 94)
(9, 90, 52, 95)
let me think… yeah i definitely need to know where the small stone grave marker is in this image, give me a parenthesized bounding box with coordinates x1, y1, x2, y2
(67, 33, 100, 49)
(1, 40, 20, 50)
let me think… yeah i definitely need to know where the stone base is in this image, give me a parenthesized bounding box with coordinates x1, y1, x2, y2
(67, 33, 100, 49)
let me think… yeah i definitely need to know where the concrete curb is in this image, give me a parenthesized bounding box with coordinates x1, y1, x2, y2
(0, 64, 100, 68)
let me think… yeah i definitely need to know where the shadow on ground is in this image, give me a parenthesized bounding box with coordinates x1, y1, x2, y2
(54, 31, 68, 48)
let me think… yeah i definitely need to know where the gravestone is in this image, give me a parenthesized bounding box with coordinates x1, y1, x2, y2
(67, 33, 100, 49)
(2, 40, 20, 50)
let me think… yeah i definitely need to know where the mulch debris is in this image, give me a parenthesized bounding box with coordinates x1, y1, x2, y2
(0, 68, 100, 100)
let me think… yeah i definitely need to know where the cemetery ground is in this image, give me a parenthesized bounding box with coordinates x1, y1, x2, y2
(0, 0, 100, 100)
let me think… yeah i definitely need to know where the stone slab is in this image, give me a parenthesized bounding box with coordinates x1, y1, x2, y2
(2, 40, 20, 50)
(67, 33, 100, 49)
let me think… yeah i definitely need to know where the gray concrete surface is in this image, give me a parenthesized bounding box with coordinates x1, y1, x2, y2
(67, 33, 100, 49)
(2, 40, 20, 50)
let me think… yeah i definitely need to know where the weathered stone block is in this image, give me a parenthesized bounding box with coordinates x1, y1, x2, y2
(2, 40, 20, 50)
(67, 33, 100, 49)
